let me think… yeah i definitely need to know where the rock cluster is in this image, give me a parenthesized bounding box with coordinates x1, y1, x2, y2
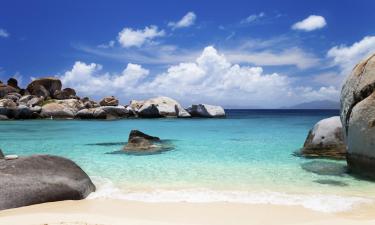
(0, 154, 95, 210)
(340, 53, 375, 178)
(0, 78, 226, 120)
(301, 116, 346, 159)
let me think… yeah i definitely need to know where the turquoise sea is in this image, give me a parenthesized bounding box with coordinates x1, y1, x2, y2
(1, 109, 375, 212)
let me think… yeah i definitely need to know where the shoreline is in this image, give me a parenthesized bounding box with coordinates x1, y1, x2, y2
(1, 199, 375, 225)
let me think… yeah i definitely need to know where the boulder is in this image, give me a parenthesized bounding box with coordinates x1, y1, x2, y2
(19, 95, 34, 105)
(124, 130, 161, 151)
(130, 97, 191, 118)
(99, 96, 119, 106)
(54, 88, 77, 100)
(0, 84, 18, 98)
(7, 78, 20, 90)
(40, 99, 84, 119)
(76, 106, 129, 120)
(31, 84, 50, 98)
(27, 96, 44, 107)
(0, 115, 8, 120)
(301, 116, 346, 159)
(340, 53, 375, 178)
(0, 155, 95, 210)
(4, 92, 21, 102)
(187, 104, 225, 118)
(15, 105, 40, 119)
(0, 99, 17, 108)
(26, 77, 62, 97)
(0, 149, 4, 159)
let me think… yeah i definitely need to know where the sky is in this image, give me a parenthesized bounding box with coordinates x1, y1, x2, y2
(1, 0, 375, 108)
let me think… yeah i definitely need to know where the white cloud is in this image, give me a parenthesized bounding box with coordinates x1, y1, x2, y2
(168, 12, 197, 29)
(327, 36, 375, 76)
(292, 15, 326, 31)
(225, 47, 319, 69)
(56, 46, 337, 107)
(117, 26, 165, 48)
(98, 40, 115, 49)
(0, 28, 9, 38)
(241, 12, 265, 24)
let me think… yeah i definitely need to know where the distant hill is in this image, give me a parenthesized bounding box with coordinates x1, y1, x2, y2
(283, 100, 340, 109)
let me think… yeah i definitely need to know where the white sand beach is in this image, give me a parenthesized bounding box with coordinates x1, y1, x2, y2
(1, 200, 375, 225)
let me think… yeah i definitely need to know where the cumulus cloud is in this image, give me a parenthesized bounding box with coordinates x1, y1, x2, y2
(56, 46, 337, 108)
(292, 15, 326, 31)
(240, 12, 265, 24)
(0, 28, 9, 38)
(168, 12, 196, 29)
(327, 36, 375, 76)
(117, 26, 165, 48)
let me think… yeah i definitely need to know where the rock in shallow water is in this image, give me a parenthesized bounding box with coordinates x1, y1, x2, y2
(187, 104, 225, 118)
(340, 53, 375, 178)
(0, 155, 95, 210)
(124, 130, 161, 151)
(301, 116, 346, 159)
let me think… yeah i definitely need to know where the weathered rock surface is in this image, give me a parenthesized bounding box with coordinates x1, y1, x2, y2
(27, 77, 62, 97)
(301, 116, 346, 159)
(187, 104, 226, 118)
(40, 99, 84, 118)
(124, 130, 160, 151)
(0, 84, 18, 98)
(76, 106, 129, 120)
(130, 97, 191, 118)
(54, 88, 77, 100)
(340, 53, 375, 178)
(100, 96, 119, 106)
(0, 155, 95, 210)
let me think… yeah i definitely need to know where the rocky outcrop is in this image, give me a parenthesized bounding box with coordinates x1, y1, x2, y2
(340, 53, 375, 178)
(27, 77, 62, 97)
(187, 104, 226, 118)
(124, 130, 160, 151)
(301, 116, 346, 159)
(130, 97, 191, 118)
(0, 155, 95, 210)
(7, 78, 20, 90)
(76, 106, 130, 120)
(100, 96, 119, 106)
(0, 84, 18, 98)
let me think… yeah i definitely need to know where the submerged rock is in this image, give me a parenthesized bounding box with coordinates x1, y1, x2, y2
(0, 155, 96, 210)
(301, 161, 347, 176)
(340, 53, 375, 178)
(187, 104, 225, 118)
(124, 130, 161, 151)
(301, 116, 346, 159)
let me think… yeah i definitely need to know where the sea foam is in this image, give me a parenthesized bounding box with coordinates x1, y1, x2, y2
(88, 177, 372, 213)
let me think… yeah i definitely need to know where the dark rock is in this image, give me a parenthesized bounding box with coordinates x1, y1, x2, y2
(54, 88, 77, 100)
(26, 77, 62, 97)
(137, 104, 160, 118)
(0, 155, 95, 210)
(124, 130, 160, 151)
(314, 179, 348, 187)
(0, 149, 4, 159)
(7, 78, 20, 90)
(99, 96, 119, 106)
(301, 116, 346, 159)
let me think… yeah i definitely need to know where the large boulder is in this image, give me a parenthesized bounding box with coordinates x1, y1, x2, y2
(7, 78, 20, 90)
(187, 104, 225, 118)
(124, 130, 161, 151)
(26, 77, 62, 97)
(0, 84, 18, 98)
(301, 116, 346, 159)
(0, 155, 95, 210)
(40, 99, 84, 119)
(340, 53, 375, 178)
(99, 96, 119, 106)
(130, 96, 191, 118)
(54, 88, 77, 100)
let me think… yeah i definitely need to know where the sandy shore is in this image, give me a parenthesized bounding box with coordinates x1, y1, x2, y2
(1, 200, 375, 225)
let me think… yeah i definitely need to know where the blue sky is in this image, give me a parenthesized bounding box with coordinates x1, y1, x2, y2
(1, 0, 375, 108)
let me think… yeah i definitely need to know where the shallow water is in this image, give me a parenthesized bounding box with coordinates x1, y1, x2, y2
(1, 109, 374, 212)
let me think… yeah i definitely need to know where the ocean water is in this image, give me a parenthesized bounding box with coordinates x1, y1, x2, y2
(1, 109, 375, 212)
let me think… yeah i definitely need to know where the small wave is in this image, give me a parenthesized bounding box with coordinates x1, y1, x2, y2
(88, 177, 372, 213)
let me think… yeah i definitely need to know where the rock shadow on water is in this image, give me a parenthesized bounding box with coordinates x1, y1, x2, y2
(314, 179, 349, 187)
(86, 142, 127, 146)
(301, 160, 348, 176)
(106, 140, 175, 156)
